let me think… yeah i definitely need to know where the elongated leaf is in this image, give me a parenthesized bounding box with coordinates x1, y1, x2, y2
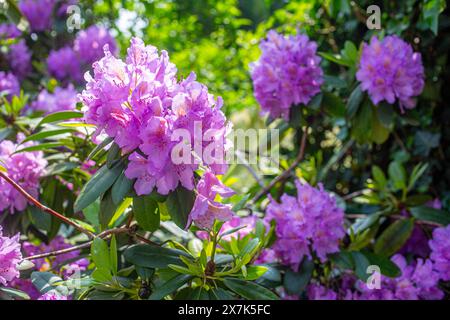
(111, 172, 134, 205)
(36, 111, 83, 127)
(91, 237, 112, 272)
(388, 161, 406, 191)
(410, 206, 450, 226)
(374, 219, 414, 256)
(149, 274, 193, 300)
(0, 287, 30, 300)
(99, 190, 118, 230)
(346, 84, 364, 118)
(133, 195, 160, 232)
(21, 128, 75, 143)
(165, 186, 195, 229)
(244, 266, 268, 281)
(362, 250, 401, 278)
(87, 137, 114, 160)
(123, 244, 190, 269)
(223, 278, 278, 300)
(31, 272, 68, 296)
(14, 142, 64, 154)
(283, 258, 314, 295)
(74, 161, 124, 212)
(351, 251, 371, 281)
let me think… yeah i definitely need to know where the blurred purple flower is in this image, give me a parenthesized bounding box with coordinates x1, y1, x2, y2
(31, 85, 78, 114)
(0, 23, 21, 39)
(0, 71, 20, 99)
(429, 224, 450, 281)
(250, 30, 323, 120)
(74, 25, 118, 65)
(356, 35, 424, 112)
(47, 47, 82, 83)
(8, 40, 32, 79)
(264, 181, 345, 270)
(0, 226, 22, 286)
(19, 0, 56, 32)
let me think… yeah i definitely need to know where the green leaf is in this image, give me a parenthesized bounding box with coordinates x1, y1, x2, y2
(14, 142, 64, 154)
(165, 186, 195, 229)
(99, 190, 118, 230)
(283, 258, 314, 295)
(351, 98, 373, 144)
(110, 236, 118, 276)
(374, 219, 414, 256)
(372, 165, 387, 189)
(111, 172, 134, 205)
(123, 244, 190, 269)
(87, 137, 114, 160)
(133, 195, 160, 232)
(210, 288, 235, 300)
(330, 251, 354, 270)
(410, 206, 450, 226)
(319, 51, 353, 67)
(31, 272, 69, 296)
(36, 111, 83, 128)
(346, 85, 364, 119)
(414, 131, 440, 156)
(223, 278, 278, 300)
(74, 161, 124, 212)
(388, 161, 406, 191)
(0, 287, 30, 300)
(106, 143, 121, 168)
(21, 128, 75, 143)
(244, 266, 268, 281)
(362, 251, 401, 278)
(351, 251, 371, 281)
(149, 274, 193, 300)
(322, 92, 345, 118)
(91, 238, 112, 273)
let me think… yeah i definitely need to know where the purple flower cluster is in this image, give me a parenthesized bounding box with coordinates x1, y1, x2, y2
(0, 23, 21, 39)
(74, 25, 118, 65)
(356, 35, 424, 112)
(8, 40, 32, 80)
(250, 30, 323, 120)
(429, 225, 450, 281)
(11, 236, 88, 299)
(264, 181, 345, 270)
(353, 255, 443, 300)
(0, 134, 47, 214)
(81, 37, 229, 196)
(47, 47, 82, 83)
(0, 226, 22, 286)
(31, 85, 78, 114)
(19, 0, 56, 32)
(0, 71, 20, 99)
(38, 292, 68, 300)
(189, 171, 235, 229)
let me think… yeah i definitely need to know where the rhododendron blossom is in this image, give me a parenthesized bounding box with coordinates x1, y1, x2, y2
(189, 171, 235, 229)
(47, 47, 82, 83)
(31, 85, 78, 114)
(74, 25, 118, 65)
(356, 35, 424, 112)
(8, 40, 32, 80)
(0, 226, 22, 286)
(250, 30, 323, 120)
(81, 38, 229, 196)
(19, 0, 56, 32)
(429, 224, 450, 281)
(264, 181, 345, 270)
(0, 71, 20, 99)
(0, 134, 47, 214)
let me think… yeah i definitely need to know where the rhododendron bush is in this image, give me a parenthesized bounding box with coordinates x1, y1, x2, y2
(0, 0, 449, 302)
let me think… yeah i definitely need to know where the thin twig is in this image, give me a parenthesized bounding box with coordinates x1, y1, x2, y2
(0, 171, 94, 238)
(250, 128, 308, 204)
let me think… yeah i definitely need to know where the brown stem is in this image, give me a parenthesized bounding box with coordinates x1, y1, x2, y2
(0, 171, 94, 238)
(250, 128, 308, 204)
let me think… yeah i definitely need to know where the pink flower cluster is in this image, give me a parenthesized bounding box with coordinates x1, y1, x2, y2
(264, 181, 345, 270)
(0, 226, 22, 286)
(11, 236, 89, 299)
(81, 37, 229, 196)
(8, 40, 32, 80)
(38, 292, 68, 300)
(0, 71, 20, 99)
(0, 134, 47, 214)
(429, 224, 450, 281)
(74, 25, 118, 65)
(19, 0, 56, 32)
(356, 35, 424, 112)
(250, 30, 323, 120)
(31, 84, 78, 114)
(189, 171, 235, 229)
(47, 25, 117, 83)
